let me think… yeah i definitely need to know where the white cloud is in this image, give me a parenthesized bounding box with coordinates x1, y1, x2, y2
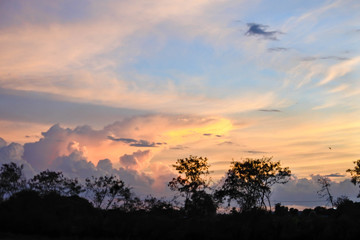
(271, 175, 358, 208)
(318, 57, 360, 86)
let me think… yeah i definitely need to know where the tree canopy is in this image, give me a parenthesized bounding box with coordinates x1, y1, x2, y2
(0, 162, 26, 201)
(29, 170, 83, 196)
(168, 155, 216, 215)
(347, 159, 360, 197)
(85, 175, 131, 210)
(216, 157, 291, 211)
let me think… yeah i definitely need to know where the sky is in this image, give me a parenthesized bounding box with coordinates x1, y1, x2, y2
(1, 0, 360, 208)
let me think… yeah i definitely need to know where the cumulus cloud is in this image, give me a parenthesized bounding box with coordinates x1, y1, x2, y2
(0, 137, 6, 148)
(23, 124, 105, 170)
(245, 23, 282, 40)
(97, 159, 114, 173)
(0, 139, 35, 177)
(51, 143, 97, 179)
(271, 175, 358, 208)
(0, 135, 157, 196)
(119, 150, 152, 170)
(150, 162, 176, 195)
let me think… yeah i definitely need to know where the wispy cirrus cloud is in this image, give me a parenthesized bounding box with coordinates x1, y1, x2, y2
(268, 47, 289, 52)
(318, 57, 360, 86)
(302, 56, 350, 62)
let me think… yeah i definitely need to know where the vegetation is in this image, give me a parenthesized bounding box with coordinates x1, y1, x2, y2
(29, 170, 83, 196)
(215, 157, 291, 211)
(168, 155, 216, 215)
(85, 175, 131, 210)
(347, 159, 360, 197)
(317, 176, 334, 208)
(0, 156, 360, 239)
(0, 162, 26, 201)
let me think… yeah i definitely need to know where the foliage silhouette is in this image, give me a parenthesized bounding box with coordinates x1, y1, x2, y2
(1, 160, 360, 239)
(168, 155, 216, 215)
(85, 175, 131, 210)
(0, 162, 26, 201)
(29, 170, 83, 196)
(317, 176, 334, 207)
(216, 157, 291, 211)
(347, 159, 360, 197)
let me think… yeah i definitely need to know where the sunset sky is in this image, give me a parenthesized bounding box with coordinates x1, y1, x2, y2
(1, 0, 360, 207)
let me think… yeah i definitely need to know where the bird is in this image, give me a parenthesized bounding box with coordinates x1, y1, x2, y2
(328, 147, 332, 150)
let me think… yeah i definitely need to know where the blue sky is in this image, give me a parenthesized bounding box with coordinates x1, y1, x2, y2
(1, 0, 360, 207)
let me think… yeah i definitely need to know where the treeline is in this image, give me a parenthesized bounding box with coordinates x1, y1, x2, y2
(0, 156, 360, 239)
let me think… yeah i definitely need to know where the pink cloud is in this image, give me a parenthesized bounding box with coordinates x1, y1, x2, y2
(119, 150, 152, 171)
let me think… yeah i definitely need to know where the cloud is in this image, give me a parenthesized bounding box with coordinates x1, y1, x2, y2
(259, 109, 281, 112)
(318, 57, 360, 86)
(169, 145, 188, 150)
(0, 134, 158, 196)
(0, 140, 35, 177)
(0, 137, 6, 148)
(324, 173, 346, 178)
(271, 175, 358, 208)
(107, 136, 163, 147)
(218, 141, 233, 146)
(268, 47, 289, 52)
(327, 84, 349, 93)
(50, 147, 155, 196)
(96, 159, 114, 173)
(245, 23, 282, 40)
(20, 115, 234, 172)
(23, 124, 105, 170)
(107, 136, 138, 143)
(245, 150, 267, 154)
(51, 148, 97, 179)
(119, 150, 152, 170)
(130, 140, 157, 147)
(149, 162, 176, 194)
(302, 56, 349, 62)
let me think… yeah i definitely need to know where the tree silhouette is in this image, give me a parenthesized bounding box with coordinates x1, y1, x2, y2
(347, 159, 360, 197)
(0, 162, 26, 201)
(29, 170, 83, 196)
(168, 155, 216, 215)
(85, 175, 131, 209)
(317, 176, 334, 207)
(216, 157, 291, 211)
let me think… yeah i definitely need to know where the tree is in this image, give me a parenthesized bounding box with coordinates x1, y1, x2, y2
(317, 176, 334, 208)
(216, 157, 291, 212)
(168, 155, 216, 214)
(85, 175, 131, 210)
(0, 162, 26, 201)
(347, 159, 360, 197)
(29, 170, 83, 196)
